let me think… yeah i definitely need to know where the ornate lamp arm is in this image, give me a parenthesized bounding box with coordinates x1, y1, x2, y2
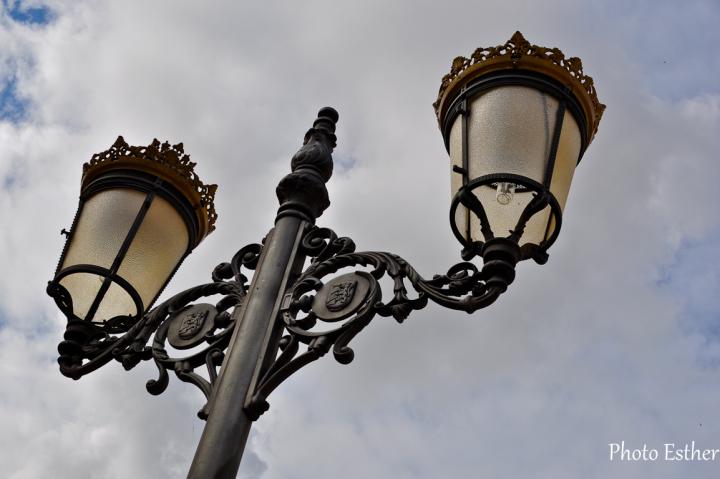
(55, 220, 517, 424)
(244, 225, 519, 419)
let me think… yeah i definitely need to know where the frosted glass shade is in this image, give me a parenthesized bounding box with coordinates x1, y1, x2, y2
(58, 187, 189, 324)
(449, 85, 582, 246)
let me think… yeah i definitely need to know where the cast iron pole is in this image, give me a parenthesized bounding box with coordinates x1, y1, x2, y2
(187, 108, 338, 479)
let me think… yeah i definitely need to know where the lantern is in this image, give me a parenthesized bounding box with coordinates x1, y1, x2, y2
(435, 31, 604, 264)
(48, 137, 217, 336)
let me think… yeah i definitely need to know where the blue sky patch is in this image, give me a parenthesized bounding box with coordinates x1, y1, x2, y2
(3, 0, 53, 25)
(0, 75, 28, 123)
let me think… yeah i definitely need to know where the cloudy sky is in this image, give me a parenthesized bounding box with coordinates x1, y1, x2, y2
(1, 0, 719, 478)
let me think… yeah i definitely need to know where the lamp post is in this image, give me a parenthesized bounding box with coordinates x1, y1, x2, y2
(47, 32, 604, 479)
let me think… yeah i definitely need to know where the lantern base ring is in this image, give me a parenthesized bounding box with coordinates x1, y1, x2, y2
(449, 173, 563, 264)
(49, 264, 144, 333)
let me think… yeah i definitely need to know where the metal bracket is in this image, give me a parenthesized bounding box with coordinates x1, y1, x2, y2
(243, 226, 514, 420)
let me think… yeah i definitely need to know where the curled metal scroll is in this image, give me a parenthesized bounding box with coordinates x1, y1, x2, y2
(245, 227, 506, 419)
(139, 280, 244, 419)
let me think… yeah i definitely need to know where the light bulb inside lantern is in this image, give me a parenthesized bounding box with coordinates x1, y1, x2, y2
(495, 182, 515, 205)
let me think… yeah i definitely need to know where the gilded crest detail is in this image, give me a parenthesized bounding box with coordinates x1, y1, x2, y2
(83, 136, 218, 233)
(434, 31, 605, 140)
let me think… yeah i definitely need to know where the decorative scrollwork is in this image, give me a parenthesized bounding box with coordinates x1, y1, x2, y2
(141, 281, 243, 419)
(300, 226, 356, 263)
(245, 227, 513, 419)
(136, 242, 263, 418)
(211, 242, 263, 283)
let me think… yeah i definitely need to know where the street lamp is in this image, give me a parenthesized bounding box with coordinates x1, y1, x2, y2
(47, 32, 604, 479)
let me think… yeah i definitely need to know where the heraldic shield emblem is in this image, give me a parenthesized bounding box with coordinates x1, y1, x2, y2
(326, 280, 358, 312)
(311, 272, 373, 322)
(167, 303, 217, 349)
(179, 310, 209, 339)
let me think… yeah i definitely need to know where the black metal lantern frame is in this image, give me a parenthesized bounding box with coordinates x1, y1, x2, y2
(46, 32, 604, 479)
(51, 171, 200, 327)
(48, 138, 217, 378)
(444, 70, 589, 264)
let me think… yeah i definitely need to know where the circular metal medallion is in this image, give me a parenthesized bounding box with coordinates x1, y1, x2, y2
(312, 272, 372, 322)
(167, 303, 217, 349)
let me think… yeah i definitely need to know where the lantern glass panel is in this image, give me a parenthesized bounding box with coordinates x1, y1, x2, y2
(449, 85, 582, 245)
(116, 193, 189, 309)
(466, 86, 560, 182)
(90, 280, 137, 321)
(59, 189, 145, 320)
(58, 272, 103, 320)
(58, 186, 190, 323)
(547, 111, 582, 209)
(61, 188, 145, 271)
